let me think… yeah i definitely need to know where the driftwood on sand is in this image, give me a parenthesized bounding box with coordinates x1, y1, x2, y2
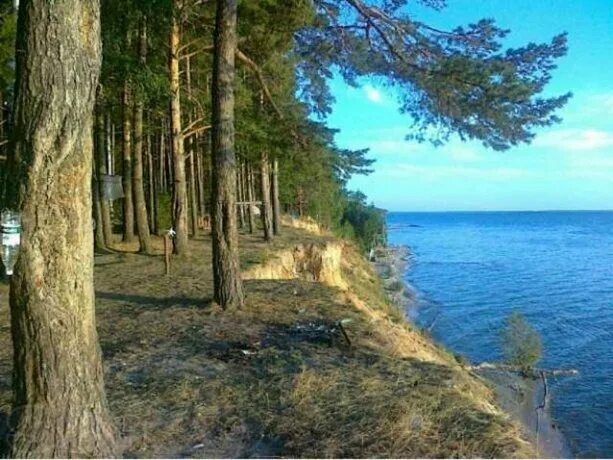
(468, 362, 579, 378)
(470, 362, 576, 456)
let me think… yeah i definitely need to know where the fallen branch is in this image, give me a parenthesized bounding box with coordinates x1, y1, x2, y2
(468, 362, 579, 377)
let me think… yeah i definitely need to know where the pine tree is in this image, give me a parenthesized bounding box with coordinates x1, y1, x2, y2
(211, 0, 244, 309)
(2, 0, 118, 455)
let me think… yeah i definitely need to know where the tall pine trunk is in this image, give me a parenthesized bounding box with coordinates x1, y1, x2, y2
(133, 17, 152, 254)
(146, 124, 156, 234)
(169, 4, 189, 254)
(272, 158, 281, 235)
(3, 0, 118, 456)
(260, 151, 273, 242)
(237, 160, 245, 229)
(122, 78, 135, 242)
(196, 139, 207, 218)
(96, 110, 113, 246)
(246, 163, 256, 234)
(211, 0, 244, 309)
(93, 162, 106, 251)
(185, 56, 199, 237)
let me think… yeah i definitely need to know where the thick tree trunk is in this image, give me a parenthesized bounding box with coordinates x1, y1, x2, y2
(211, 0, 244, 309)
(271, 157, 281, 235)
(260, 151, 273, 242)
(169, 5, 189, 254)
(132, 18, 152, 254)
(122, 79, 135, 242)
(3, 1, 118, 456)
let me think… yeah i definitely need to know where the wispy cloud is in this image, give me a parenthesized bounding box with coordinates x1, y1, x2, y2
(442, 144, 480, 162)
(377, 164, 533, 180)
(534, 129, 613, 151)
(366, 140, 426, 155)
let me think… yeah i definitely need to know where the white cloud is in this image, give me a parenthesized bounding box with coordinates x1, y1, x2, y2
(367, 140, 426, 155)
(441, 144, 480, 162)
(582, 92, 613, 117)
(364, 84, 383, 103)
(534, 129, 613, 151)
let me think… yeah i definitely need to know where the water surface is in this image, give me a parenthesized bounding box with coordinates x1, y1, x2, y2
(388, 211, 613, 458)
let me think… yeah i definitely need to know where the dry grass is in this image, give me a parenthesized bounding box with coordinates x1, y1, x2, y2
(0, 226, 534, 458)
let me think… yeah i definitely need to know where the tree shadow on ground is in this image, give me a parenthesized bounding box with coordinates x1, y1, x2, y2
(96, 291, 213, 312)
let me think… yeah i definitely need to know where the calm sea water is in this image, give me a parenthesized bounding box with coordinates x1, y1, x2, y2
(387, 211, 613, 458)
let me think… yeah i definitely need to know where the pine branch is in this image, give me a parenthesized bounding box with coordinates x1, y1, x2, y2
(183, 124, 211, 139)
(235, 48, 284, 120)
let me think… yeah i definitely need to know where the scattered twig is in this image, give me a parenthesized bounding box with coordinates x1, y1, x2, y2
(336, 320, 352, 347)
(426, 312, 440, 333)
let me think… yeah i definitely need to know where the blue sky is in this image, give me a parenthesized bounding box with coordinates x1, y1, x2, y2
(327, 0, 613, 211)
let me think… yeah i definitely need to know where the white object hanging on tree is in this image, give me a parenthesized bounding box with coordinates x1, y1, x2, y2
(1, 209, 22, 276)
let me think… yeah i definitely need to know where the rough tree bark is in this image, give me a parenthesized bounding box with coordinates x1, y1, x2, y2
(169, 2, 189, 254)
(260, 151, 273, 242)
(122, 77, 135, 242)
(3, 0, 118, 456)
(271, 157, 281, 235)
(211, 0, 244, 309)
(132, 17, 152, 254)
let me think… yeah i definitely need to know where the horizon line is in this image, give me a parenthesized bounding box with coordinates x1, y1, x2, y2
(385, 209, 613, 213)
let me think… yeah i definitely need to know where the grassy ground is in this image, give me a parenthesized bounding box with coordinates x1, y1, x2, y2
(0, 225, 533, 458)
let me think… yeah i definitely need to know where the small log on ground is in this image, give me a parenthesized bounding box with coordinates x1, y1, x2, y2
(468, 362, 579, 378)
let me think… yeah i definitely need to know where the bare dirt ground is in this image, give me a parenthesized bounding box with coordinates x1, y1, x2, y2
(0, 227, 532, 458)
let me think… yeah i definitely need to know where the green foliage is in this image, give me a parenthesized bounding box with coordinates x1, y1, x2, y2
(500, 311, 542, 371)
(156, 192, 172, 233)
(297, 0, 570, 149)
(90, 0, 568, 254)
(341, 191, 387, 252)
(0, 3, 16, 93)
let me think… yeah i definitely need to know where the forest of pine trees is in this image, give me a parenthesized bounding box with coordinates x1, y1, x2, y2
(0, 0, 569, 456)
